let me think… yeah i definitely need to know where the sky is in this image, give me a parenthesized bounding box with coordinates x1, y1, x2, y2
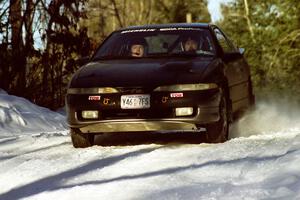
(208, 0, 234, 22)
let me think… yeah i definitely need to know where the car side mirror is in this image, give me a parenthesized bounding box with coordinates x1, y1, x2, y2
(239, 47, 245, 55)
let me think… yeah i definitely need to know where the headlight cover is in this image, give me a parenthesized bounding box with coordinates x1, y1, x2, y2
(67, 87, 119, 94)
(154, 83, 218, 92)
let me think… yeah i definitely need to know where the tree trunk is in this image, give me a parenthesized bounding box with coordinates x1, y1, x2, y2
(9, 0, 26, 95)
(243, 0, 256, 43)
(111, 0, 123, 27)
(24, 0, 35, 54)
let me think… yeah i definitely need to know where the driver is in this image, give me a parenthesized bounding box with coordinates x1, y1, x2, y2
(182, 36, 199, 52)
(130, 38, 147, 57)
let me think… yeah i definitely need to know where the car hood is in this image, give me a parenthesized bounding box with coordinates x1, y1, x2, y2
(70, 57, 221, 88)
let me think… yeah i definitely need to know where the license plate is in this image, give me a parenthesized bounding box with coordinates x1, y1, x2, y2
(121, 94, 150, 109)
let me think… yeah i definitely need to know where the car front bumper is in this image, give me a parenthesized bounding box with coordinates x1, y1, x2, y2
(66, 88, 222, 133)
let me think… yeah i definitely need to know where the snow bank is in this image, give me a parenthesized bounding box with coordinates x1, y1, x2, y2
(0, 90, 67, 136)
(0, 88, 8, 94)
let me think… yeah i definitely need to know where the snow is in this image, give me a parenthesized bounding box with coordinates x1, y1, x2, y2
(0, 91, 67, 137)
(1, 90, 300, 200)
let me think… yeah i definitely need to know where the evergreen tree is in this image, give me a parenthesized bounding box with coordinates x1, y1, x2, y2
(83, 0, 211, 43)
(218, 0, 300, 98)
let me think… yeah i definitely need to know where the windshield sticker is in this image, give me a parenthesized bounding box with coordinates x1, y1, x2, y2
(160, 27, 203, 31)
(121, 29, 156, 34)
(121, 27, 203, 34)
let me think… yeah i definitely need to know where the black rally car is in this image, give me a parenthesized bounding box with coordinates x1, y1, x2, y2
(66, 23, 255, 148)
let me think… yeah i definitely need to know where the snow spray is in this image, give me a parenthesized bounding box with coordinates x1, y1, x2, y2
(230, 97, 300, 138)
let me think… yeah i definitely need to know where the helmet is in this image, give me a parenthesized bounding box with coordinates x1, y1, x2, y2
(129, 37, 147, 46)
(128, 37, 148, 56)
(180, 35, 199, 52)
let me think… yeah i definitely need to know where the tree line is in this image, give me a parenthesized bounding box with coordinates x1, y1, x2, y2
(0, 0, 210, 109)
(0, 0, 299, 109)
(218, 0, 300, 99)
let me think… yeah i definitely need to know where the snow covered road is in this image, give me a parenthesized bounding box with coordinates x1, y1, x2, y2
(1, 90, 300, 199)
(1, 129, 300, 200)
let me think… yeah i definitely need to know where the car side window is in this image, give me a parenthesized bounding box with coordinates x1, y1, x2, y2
(214, 28, 235, 53)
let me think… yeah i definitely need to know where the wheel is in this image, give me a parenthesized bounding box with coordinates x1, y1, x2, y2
(205, 92, 229, 143)
(70, 128, 94, 148)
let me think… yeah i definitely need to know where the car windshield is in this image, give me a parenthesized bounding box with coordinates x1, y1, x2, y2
(93, 28, 216, 60)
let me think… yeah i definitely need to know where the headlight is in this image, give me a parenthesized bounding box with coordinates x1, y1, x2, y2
(154, 83, 218, 92)
(68, 87, 119, 94)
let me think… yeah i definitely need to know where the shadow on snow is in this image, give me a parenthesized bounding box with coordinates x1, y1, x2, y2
(1, 145, 299, 199)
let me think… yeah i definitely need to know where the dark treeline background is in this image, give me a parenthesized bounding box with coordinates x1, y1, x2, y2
(0, 0, 299, 110)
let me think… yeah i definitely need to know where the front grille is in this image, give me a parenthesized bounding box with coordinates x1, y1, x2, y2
(101, 108, 174, 120)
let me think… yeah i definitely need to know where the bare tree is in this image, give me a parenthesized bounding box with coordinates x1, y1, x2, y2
(243, 0, 256, 43)
(9, 0, 26, 95)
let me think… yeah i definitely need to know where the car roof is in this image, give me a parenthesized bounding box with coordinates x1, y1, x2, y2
(118, 23, 212, 32)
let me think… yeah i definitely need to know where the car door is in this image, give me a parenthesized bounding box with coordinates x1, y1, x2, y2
(213, 27, 250, 113)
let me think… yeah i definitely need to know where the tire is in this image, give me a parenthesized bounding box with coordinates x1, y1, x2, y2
(70, 128, 94, 148)
(205, 93, 229, 143)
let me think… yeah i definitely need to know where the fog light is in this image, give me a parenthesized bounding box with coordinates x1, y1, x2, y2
(82, 110, 98, 119)
(175, 107, 193, 116)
